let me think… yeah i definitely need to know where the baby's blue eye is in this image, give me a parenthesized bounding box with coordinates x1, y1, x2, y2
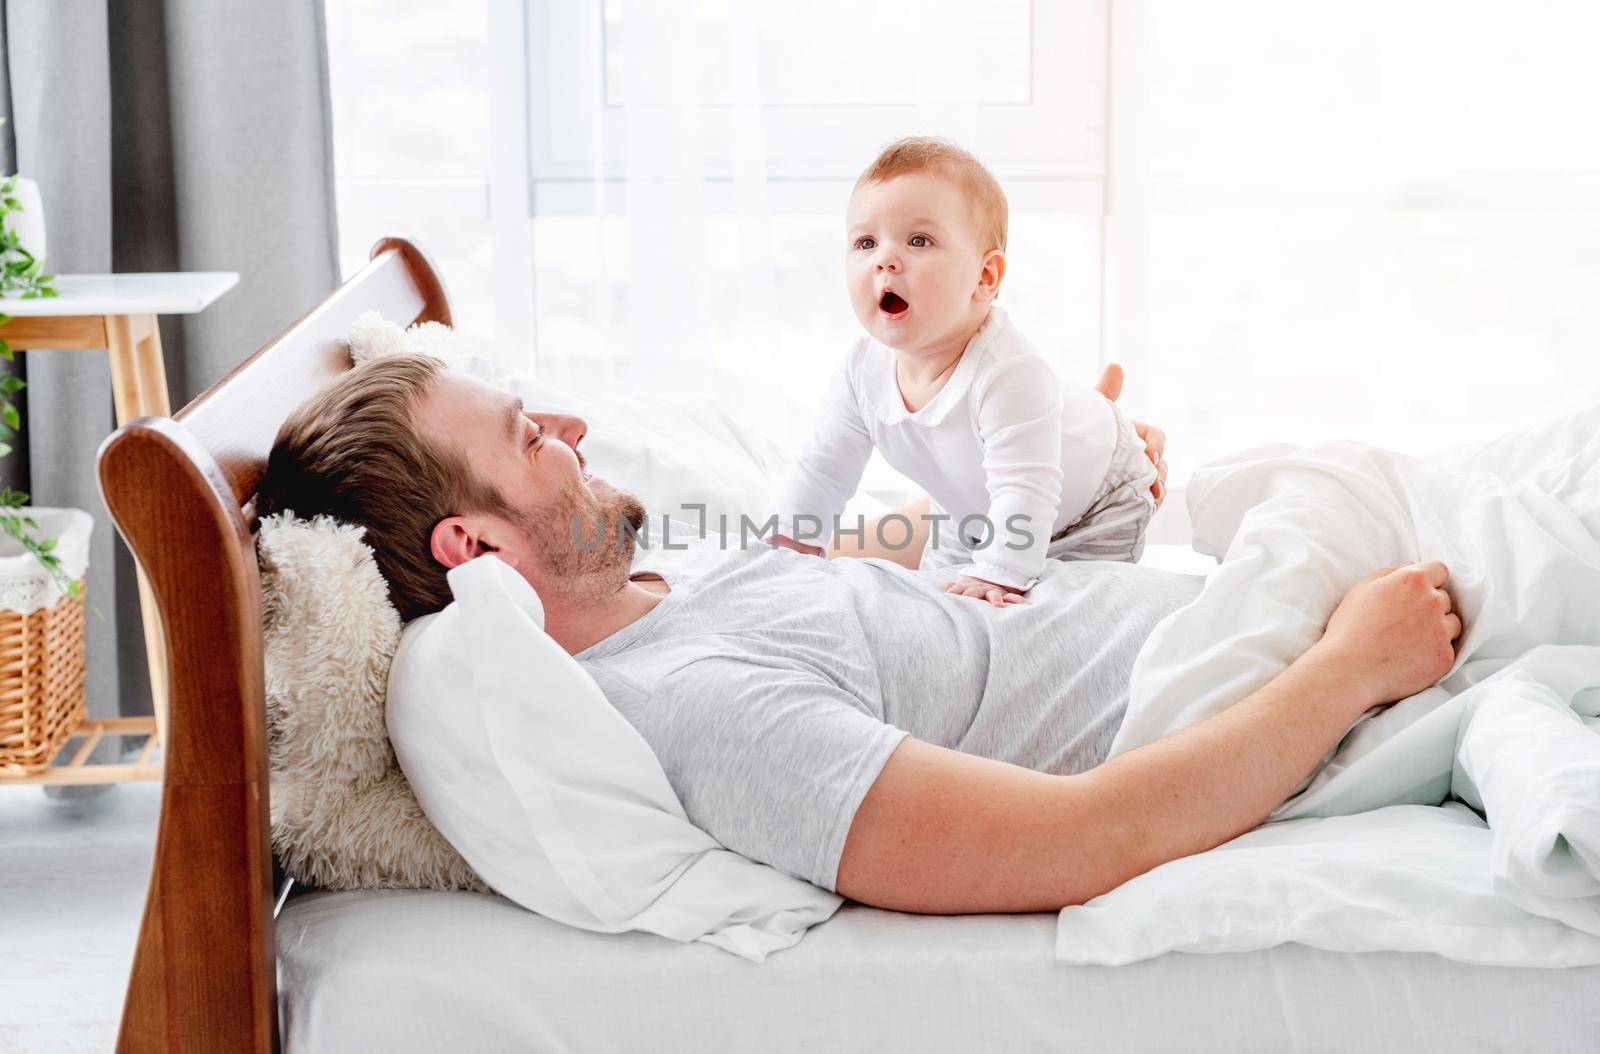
(909, 234, 931, 248)
(855, 236, 876, 251)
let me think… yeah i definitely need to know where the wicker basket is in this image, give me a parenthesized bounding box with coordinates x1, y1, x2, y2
(0, 508, 92, 777)
(0, 582, 88, 775)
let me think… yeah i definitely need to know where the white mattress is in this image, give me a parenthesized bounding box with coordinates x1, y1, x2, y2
(277, 889, 1600, 1053)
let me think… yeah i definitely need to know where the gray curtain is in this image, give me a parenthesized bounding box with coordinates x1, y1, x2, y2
(0, 0, 339, 760)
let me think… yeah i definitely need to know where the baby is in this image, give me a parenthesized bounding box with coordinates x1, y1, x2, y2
(770, 137, 1158, 604)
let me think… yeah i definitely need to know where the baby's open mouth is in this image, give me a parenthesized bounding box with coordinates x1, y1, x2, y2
(879, 290, 910, 317)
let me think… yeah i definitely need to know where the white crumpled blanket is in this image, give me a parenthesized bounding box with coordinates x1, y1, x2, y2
(1058, 406, 1600, 966)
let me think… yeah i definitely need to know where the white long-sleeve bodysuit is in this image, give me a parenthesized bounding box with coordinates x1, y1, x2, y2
(774, 307, 1156, 591)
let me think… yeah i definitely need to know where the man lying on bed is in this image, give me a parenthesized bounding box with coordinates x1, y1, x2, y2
(257, 355, 1462, 914)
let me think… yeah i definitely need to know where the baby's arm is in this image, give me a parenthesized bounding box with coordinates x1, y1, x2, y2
(957, 355, 1065, 592)
(770, 352, 875, 554)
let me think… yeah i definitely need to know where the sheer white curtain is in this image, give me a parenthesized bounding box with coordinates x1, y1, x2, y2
(1120, 0, 1600, 485)
(329, 0, 1105, 497)
(530, 0, 1069, 464)
(609, 2, 781, 413)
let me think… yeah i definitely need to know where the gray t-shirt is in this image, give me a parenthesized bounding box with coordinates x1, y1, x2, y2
(577, 536, 1202, 891)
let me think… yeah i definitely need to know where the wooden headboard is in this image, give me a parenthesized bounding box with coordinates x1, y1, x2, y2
(97, 237, 453, 1053)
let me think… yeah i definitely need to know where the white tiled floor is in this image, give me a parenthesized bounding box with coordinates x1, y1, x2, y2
(0, 782, 161, 1053)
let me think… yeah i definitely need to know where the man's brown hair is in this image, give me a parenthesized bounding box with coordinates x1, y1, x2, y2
(256, 355, 512, 621)
(855, 136, 1009, 253)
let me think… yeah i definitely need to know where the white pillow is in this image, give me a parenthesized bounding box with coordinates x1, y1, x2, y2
(500, 374, 792, 533)
(386, 554, 842, 962)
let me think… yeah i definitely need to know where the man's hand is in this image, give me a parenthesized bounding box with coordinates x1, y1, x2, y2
(768, 533, 826, 558)
(941, 574, 1027, 608)
(1309, 561, 1463, 711)
(1094, 362, 1126, 402)
(1094, 364, 1168, 508)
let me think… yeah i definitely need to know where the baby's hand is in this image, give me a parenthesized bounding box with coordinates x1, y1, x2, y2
(941, 575, 1027, 608)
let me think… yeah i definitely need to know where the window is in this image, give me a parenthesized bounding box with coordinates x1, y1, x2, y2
(331, 0, 1111, 507)
(326, 0, 1600, 518)
(326, 1, 500, 337)
(531, 0, 1098, 182)
(1119, 0, 1600, 486)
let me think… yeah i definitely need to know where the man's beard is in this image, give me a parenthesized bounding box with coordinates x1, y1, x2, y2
(519, 477, 646, 602)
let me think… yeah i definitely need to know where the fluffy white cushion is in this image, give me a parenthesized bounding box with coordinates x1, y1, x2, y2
(347, 309, 497, 379)
(386, 554, 842, 962)
(260, 511, 488, 892)
(262, 313, 497, 891)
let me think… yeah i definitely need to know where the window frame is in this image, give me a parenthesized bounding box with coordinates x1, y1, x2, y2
(527, 0, 1108, 191)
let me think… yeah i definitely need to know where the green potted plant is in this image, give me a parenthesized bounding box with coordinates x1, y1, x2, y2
(0, 115, 73, 599)
(0, 118, 100, 780)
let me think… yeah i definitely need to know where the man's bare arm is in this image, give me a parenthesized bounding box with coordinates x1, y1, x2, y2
(835, 562, 1462, 913)
(827, 497, 931, 568)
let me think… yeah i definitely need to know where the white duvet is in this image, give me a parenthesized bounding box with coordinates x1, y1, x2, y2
(1058, 406, 1600, 967)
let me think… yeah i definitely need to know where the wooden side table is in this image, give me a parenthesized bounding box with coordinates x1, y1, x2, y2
(0, 272, 238, 783)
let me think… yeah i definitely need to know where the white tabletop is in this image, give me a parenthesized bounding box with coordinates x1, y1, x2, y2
(0, 272, 239, 316)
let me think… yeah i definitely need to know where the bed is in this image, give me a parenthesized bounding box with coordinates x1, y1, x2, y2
(98, 237, 1600, 1052)
(277, 889, 1600, 1052)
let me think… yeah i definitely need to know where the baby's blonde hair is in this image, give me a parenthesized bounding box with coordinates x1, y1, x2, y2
(855, 137, 1009, 253)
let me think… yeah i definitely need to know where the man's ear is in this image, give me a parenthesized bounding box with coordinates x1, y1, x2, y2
(429, 514, 518, 571)
(975, 249, 1006, 302)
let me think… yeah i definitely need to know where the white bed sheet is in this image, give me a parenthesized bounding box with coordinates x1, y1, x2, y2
(278, 888, 1600, 1053)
